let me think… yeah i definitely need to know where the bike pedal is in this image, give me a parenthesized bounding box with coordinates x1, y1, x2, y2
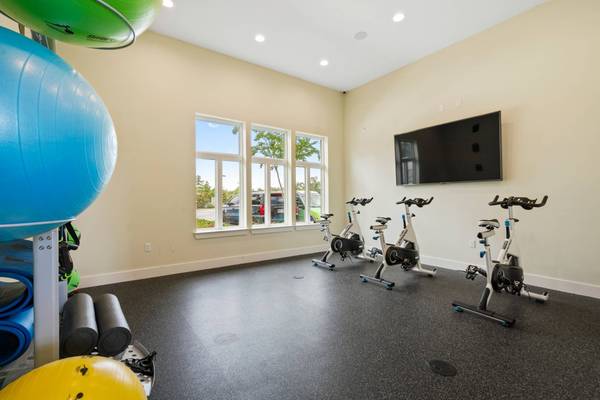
(465, 265, 479, 280)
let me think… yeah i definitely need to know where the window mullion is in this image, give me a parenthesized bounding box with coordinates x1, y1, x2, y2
(320, 167, 325, 218)
(217, 160, 224, 229)
(304, 166, 309, 223)
(307, 166, 312, 224)
(290, 132, 296, 226)
(254, 157, 285, 166)
(322, 136, 328, 214)
(265, 162, 271, 226)
(239, 160, 245, 229)
(284, 131, 290, 226)
(297, 161, 322, 169)
(197, 152, 241, 162)
(285, 162, 290, 225)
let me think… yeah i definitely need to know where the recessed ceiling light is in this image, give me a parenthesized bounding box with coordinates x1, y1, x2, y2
(162, 0, 174, 8)
(354, 31, 368, 41)
(320, 59, 329, 67)
(254, 34, 266, 43)
(392, 12, 405, 22)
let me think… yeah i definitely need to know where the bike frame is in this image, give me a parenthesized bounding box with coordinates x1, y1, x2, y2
(360, 201, 436, 289)
(453, 198, 550, 327)
(392, 203, 435, 276)
(480, 206, 549, 307)
(313, 202, 377, 269)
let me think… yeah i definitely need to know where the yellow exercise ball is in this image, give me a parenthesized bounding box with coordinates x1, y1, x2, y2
(0, 356, 147, 400)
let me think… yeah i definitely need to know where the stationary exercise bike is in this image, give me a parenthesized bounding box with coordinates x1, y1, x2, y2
(360, 197, 437, 289)
(452, 195, 549, 327)
(312, 197, 379, 270)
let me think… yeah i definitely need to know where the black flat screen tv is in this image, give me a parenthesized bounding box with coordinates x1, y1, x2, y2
(395, 111, 502, 185)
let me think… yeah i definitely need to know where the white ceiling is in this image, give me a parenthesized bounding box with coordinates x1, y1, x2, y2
(152, 0, 546, 91)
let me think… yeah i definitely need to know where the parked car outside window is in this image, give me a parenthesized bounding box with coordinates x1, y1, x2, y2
(223, 192, 320, 226)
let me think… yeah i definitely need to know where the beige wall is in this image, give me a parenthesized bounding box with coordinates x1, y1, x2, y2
(0, 16, 344, 279)
(62, 33, 345, 279)
(344, 0, 600, 286)
(3, 0, 599, 290)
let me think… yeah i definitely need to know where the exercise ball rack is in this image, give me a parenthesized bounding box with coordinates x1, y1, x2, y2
(0, 24, 81, 371)
(1, 11, 156, 395)
(0, 226, 63, 386)
(0, 26, 86, 384)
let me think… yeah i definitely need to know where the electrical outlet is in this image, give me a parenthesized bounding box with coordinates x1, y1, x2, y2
(144, 242, 152, 253)
(469, 240, 477, 249)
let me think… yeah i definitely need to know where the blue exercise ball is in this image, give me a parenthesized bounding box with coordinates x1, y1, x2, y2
(0, 27, 117, 242)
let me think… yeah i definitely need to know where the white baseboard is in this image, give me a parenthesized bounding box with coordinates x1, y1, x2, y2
(420, 255, 467, 272)
(80, 248, 600, 300)
(80, 244, 327, 288)
(421, 255, 600, 300)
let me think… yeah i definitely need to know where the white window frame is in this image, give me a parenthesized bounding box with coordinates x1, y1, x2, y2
(250, 124, 292, 228)
(195, 114, 246, 232)
(294, 132, 328, 225)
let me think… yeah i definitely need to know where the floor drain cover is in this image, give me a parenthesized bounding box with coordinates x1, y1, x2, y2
(293, 275, 304, 279)
(428, 360, 457, 377)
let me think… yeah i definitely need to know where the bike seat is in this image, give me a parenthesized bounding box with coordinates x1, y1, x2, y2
(376, 217, 391, 224)
(478, 219, 500, 229)
(370, 224, 388, 231)
(320, 213, 334, 219)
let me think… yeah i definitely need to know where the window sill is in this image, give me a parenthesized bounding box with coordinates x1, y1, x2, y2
(294, 223, 321, 231)
(250, 225, 294, 235)
(194, 228, 249, 239)
(193, 223, 320, 239)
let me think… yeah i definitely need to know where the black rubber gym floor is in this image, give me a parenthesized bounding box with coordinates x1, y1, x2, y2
(82, 255, 600, 400)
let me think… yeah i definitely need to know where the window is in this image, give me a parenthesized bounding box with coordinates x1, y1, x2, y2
(295, 133, 326, 224)
(251, 125, 290, 227)
(195, 115, 244, 231)
(194, 116, 326, 234)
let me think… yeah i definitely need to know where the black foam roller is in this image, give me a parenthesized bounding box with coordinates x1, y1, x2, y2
(94, 293, 132, 356)
(61, 293, 98, 357)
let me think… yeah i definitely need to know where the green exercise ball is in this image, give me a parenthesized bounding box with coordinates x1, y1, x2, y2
(0, 0, 161, 49)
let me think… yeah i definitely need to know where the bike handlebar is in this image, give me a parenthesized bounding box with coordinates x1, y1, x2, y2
(489, 195, 548, 210)
(346, 197, 373, 206)
(396, 197, 434, 208)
